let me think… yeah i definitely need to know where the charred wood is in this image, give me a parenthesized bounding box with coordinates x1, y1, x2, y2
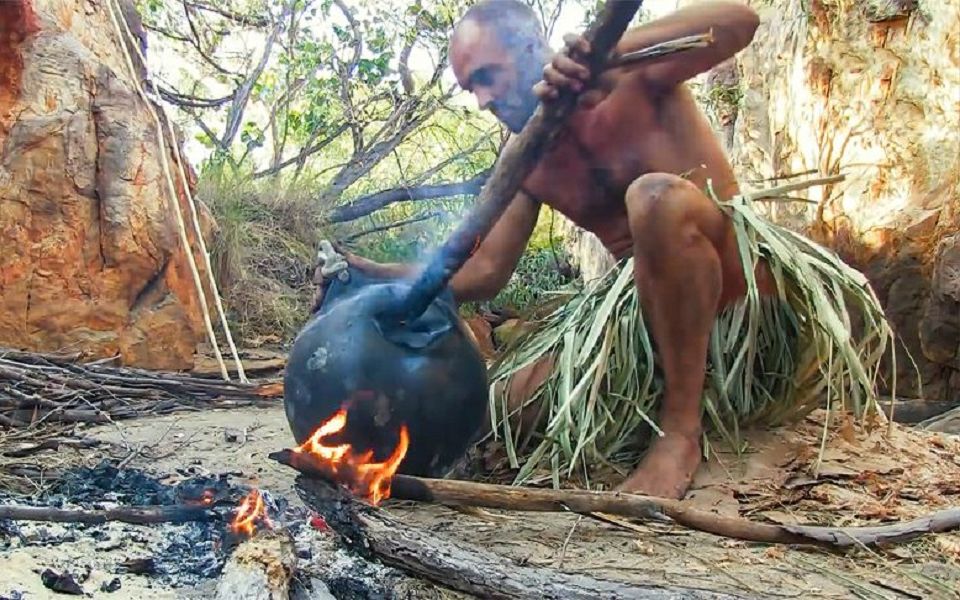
(0, 503, 220, 525)
(216, 529, 298, 600)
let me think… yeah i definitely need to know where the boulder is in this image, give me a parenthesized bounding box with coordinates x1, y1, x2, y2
(0, 0, 212, 369)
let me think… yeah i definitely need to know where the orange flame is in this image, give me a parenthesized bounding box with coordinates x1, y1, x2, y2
(293, 409, 409, 505)
(230, 489, 272, 536)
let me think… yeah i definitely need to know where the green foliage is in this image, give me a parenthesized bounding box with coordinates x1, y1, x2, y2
(140, 0, 586, 335)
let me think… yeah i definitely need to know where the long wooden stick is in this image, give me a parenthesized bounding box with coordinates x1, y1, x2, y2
(389, 1, 644, 323)
(270, 449, 960, 549)
(0, 504, 220, 525)
(295, 476, 744, 600)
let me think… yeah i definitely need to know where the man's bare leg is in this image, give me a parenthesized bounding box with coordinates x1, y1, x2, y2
(618, 173, 732, 499)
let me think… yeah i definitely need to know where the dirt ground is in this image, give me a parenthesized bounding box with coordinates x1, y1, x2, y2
(2, 404, 959, 599)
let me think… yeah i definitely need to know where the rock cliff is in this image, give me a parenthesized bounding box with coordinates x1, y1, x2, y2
(702, 0, 959, 401)
(0, 0, 212, 369)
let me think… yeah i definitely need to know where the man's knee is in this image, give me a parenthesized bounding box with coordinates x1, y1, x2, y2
(626, 173, 700, 236)
(626, 173, 724, 247)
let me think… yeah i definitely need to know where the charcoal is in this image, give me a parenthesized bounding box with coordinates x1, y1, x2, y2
(118, 557, 157, 575)
(40, 569, 84, 595)
(100, 578, 122, 593)
(3, 463, 298, 589)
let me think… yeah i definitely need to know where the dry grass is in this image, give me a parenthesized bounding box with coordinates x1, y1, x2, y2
(196, 167, 329, 345)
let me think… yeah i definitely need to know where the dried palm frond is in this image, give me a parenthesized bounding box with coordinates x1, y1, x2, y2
(487, 184, 896, 485)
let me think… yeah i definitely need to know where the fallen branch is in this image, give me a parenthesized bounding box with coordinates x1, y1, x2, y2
(0, 503, 220, 525)
(295, 476, 744, 600)
(271, 449, 960, 549)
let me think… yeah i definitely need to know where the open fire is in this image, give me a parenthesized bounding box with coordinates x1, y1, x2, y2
(229, 489, 272, 536)
(227, 408, 409, 539)
(293, 408, 410, 506)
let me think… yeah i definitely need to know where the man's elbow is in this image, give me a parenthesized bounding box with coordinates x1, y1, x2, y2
(733, 4, 760, 49)
(452, 259, 511, 304)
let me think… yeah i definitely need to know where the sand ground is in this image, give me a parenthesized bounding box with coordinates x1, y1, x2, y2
(2, 405, 959, 599)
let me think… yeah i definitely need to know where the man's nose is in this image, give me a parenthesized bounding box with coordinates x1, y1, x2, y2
(475, 88, 494, 111)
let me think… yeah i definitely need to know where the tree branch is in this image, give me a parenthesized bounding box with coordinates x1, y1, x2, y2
(398, 30, 419, 95)
(409, 134, 495, 186)
(252, 123, 350, 178)
(326, 169, 491, 223)
(182, 0, 269, 27)
(180, 0, 245, 77)
(331, 0, 364, 154)
(157, 85, 235, 108)
(143, 22, 193, 43)
(219, 2, 290, 149)
(339, 211, 440, 243)
(320, 107, 433, 204)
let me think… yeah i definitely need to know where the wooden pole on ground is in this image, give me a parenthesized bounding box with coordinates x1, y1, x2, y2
(270, 448, 960, 549)
(294, 476, 746, 600)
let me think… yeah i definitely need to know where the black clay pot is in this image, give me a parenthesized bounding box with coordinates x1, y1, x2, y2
(283, 267, 488, 478)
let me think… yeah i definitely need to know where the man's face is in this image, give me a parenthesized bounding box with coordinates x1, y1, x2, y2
(450, 20, 544, 133)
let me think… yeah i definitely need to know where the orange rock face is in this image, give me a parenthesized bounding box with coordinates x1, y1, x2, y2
(0, 0, 211, 369)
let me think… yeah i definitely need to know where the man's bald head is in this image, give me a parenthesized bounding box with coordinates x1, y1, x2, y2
(451, 1, 550, 132)
(456, 0, 546, 52)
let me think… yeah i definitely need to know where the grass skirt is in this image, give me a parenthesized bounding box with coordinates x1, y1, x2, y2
(487, 195, 895, 485)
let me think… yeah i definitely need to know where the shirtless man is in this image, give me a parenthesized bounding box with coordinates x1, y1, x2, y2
(321, 0, 770, 499)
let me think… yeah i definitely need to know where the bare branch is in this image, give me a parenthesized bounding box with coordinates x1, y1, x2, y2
(263, 77, 307, 166)
(398, 30, 419, 95)
(180, 0, 245, 77)
(182, 0, 269, 27)
(545, 0, 566, 39)
(157, 85, 235, 108)
(409, 133, 496, 186)
(326, 169, 491, 223)
(143, 22, 192, 43)
(339, 211, 440, 243)
(219, 2, 291, 149)
(331, 0, 364, 154)
(251, 123, 351, 178)
(192, 114, 223, 150)
(321, 106, 433, 203)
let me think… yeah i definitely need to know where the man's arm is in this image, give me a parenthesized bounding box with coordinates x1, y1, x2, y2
(448, 190, 540, 303)
(538, 2, 759, 103)
(615, 1, 760, 92)
(314, 191, 539, 306)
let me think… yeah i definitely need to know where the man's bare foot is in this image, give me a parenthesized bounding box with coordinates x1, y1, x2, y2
(617, 432, 702, 499)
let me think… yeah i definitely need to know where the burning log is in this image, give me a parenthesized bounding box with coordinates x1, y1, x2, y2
(216, 529, 297, 600)
(270, 448, 960, 550)
(294, 475, 742, 600)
